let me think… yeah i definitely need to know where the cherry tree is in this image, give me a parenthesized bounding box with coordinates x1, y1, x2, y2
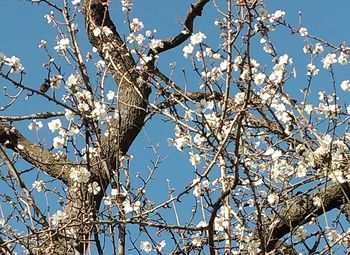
(0, 0, 350, 254)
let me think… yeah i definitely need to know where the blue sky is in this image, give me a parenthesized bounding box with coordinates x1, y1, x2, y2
(1, 0, 350, 253)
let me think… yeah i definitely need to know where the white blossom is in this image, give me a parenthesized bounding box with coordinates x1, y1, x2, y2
(102, 26, 113, 36)
(4, 56, 24, 73)
(38, 40, 47, 48)
(190, 31, 206, 45)
(53, 136, 65, 149)
(72, 0, 81, 5)
(28, 120, 43, 131)
(306, 63, 319, 76)
(268, 193, 279, 204)
(192, 234, 202, 247)
(340, 80, 350, 92)
(69, 166, 91, 183)
(254, 73, 266, 85)
(66, 73, 80, 88)
(130, 18, 144, 32)
(338, 52, 348, 65)
(106, 90, 115, 100)
(269, 10, 286, 22)
(156, 240, 166, 252)
(50, 210, 67, 226)
(313, 43, 324, 54)
(140, 241, 152, 253)
(54, 38, 70, 51)
(48, 119, 62, 132)
(32, 180, 45, 192)
(149, 39, 164, 51)
(189, 152, 201, 166)
(299, 27, 308, 36)
(88, 182, 101, 195)
(93, 27, 101, 37)
(322, 53, 337, 69)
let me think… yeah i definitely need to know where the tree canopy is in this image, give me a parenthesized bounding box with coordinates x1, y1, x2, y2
(0, 0, 350, 254)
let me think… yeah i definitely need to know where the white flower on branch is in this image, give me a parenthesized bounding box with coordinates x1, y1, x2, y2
(183, 43, 194, 58)
(192, 234, 202, 247)
(338, 52, 348, 65)
(50, 210, 67, 226)
(130, 18, 144, 32)
(189, 152, 201, 166)
(53, 136, 65, 149)
(156, 240, 166, 252)
(72, 0, 81, 5)
(121, 0, 133, 12)
(268, 9, 285, 22)
(66, 73, 81, 89)
(69, 166, 91, 183)
(47, 119, 62, 132)
(54, 38, 70, 51)
(340, 80, 350, 92)
(4, 56, 24, 73)
(102, 26, 113, 36)
(190, 31, 206, 45)
(28, 120, 43, 131)
(140, 241, 152, 253)
(123, 200, 141, 214)
(267, 193, 279, 205)
(322, 53, 337, 69)
(38, 40, 47, 48)
(32, 180, 45, 192)
(299, 27, 308, 37)
(93, 27, 101, 37)
(44, 11, 54, 24)
(88, 182, 101, 195)
(306, 63, 319, 76)
(106, 90, 115, 100)
(313, 43, 324, 54)
(254, 73, 266, 85)
(195, 99, 214, 114)
(149, 39, 164, 51)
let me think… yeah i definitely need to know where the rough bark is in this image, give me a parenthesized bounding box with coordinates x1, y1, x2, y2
(267, 182, 350, 252)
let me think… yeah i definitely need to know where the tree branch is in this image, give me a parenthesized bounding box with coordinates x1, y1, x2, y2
(0, 122, 73, 184)
(148, 0, 210, 55)
(267, 181, 350, 252)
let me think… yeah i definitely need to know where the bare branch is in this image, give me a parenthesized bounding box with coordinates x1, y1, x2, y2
(0, 111, 65, 121)
(148, 0, 210, 55)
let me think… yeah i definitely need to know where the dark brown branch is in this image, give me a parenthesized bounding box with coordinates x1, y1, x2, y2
(0, 111, 65, 121)
(267, 182, 350, 252)
(84, 0, 151, 160)
(148, 0, 210, 56)
(0, 122, 73, 184)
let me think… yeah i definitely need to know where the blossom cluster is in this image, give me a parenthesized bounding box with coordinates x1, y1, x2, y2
(0, 53, 24, 73)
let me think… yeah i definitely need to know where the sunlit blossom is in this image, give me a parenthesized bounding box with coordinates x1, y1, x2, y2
(4, 56, 24, 73)
(140, 241, 152, 253)
(28, 120, 43, 131)
(190, 31, 206, 45)
(32, 180, 45, 192)
(340, 80, 350, 92)
(88, 182, 101, 195)
(50, 210, 67, 226)
(54, 38, 70, 51)
(130, 18, 144, 32)
(183, 43, 194, 58)
(299, 27, 308, 36)
(69, 166, 91, 183)
(48, 119, 62, 132)
(322, 53, 337, 69)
